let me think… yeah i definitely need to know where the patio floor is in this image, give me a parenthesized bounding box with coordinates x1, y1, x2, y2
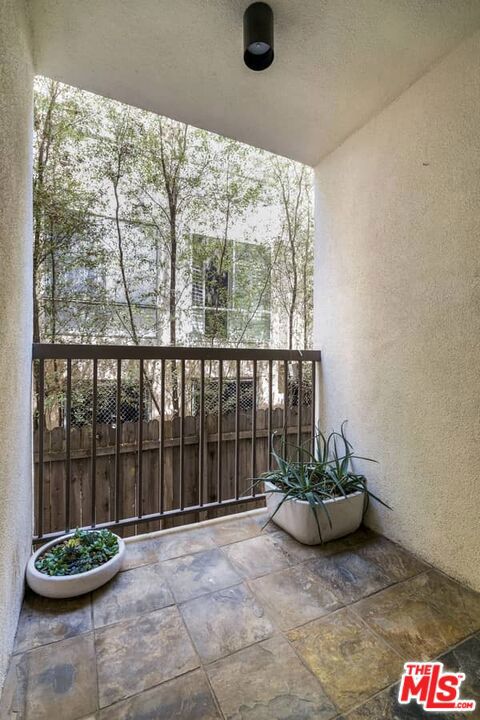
(1, 509, 480, 719)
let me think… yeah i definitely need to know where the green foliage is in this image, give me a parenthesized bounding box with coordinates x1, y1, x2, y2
(252, 422, 390, 542)
(35, 529, 119, 576)
(33, 76, 314, 350)
(33, 78, 107, 344)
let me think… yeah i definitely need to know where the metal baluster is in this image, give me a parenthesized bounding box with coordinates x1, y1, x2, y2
(235, 360, 240, 500)
(251, 359, 257, 495)
(217, 360, 223, 503)
(297, 358, 303, 460)
(179, 360, 185, 510)
(91, 358, 97, 527)
(199, 359, 205, 506)
(311, 360, 316, 456)
(137, 359, 144, 519)
(268, 359, 273, 465)
(115, 359, 121, 524)
(37, 359, 45, 538)
(283, 360, 288, 450)
(160, 359, 165, 515)
(65, 359, 72, 532)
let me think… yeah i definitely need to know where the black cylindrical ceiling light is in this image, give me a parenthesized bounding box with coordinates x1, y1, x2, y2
(243, 2, 274, 71)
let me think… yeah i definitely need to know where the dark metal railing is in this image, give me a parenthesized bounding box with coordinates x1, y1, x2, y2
(32, 343, 321, 543)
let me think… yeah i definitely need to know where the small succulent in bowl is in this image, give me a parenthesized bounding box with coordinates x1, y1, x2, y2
(35, 528, 119, 577)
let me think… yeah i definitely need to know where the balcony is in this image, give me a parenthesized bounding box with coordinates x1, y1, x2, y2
(3, 2, 480, 715)
(2, 509, 480, 719)
(0, 342, 473, 719)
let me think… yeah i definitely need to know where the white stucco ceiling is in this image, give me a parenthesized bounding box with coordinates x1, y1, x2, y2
(28, 0, 480, 166)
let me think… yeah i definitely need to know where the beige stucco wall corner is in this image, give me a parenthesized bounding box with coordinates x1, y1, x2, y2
(314, 30, 480, 591)
(0, 0, 34, 692)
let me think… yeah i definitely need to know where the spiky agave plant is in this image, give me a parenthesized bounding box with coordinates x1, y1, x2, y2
(250, 421, 390, 542)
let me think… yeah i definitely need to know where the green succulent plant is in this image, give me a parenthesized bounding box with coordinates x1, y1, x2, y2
(35, 528, 119, 576)
(251, 421, 391, 542)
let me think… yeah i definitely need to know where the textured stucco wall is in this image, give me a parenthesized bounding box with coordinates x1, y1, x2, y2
(314, 30, 480, 591)
(0, 0, 33, 690)
(29, 0, 480, 165)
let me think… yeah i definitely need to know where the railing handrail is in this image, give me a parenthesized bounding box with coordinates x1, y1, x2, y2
(32, 341, 320, 542)
(32, 343, 321, 362)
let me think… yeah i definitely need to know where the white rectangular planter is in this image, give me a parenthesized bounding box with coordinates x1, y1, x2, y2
(265, 481, 365, 545)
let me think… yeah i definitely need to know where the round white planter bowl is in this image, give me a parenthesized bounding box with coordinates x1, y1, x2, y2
(265, 481, 366, 545)
(26, 532, 125, 599)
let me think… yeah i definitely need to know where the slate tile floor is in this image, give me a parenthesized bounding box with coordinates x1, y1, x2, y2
(2, 510, 480, 720)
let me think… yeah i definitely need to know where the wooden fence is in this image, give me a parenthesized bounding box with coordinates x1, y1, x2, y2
(34, 404, 312, 538)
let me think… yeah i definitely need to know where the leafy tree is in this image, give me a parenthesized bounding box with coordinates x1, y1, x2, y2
(33, 78, 100, 344)
(33, 77, 314, 367)
(189, 136, 268, 347)
(270, 158, 313, 349)
(134, 116, 211, 410)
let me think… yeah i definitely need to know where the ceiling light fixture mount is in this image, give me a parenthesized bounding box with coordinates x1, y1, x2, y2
(243, 2, 274, 72)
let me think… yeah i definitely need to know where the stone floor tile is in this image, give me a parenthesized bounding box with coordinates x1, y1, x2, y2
(257, 511, 281, 534)
(308, 547, 393, 603)
(249, 563, 342, 630)
(14, 590, 92, 654)
(287, 608, 403, 712)
(0, 653, 27, 719)
(356, 537, 428, 583)
(437, 631, 480, 708)
(342, 647, 479, 720)
(265, 522, 376, 551)
(120, 538, 165, 571)
(160, 548, 241, 603)
(207, 634, 337, 720)
(343, 663, 478, 720)
(265, 530, 322, 563)
(122, 527, 216, 569)
(0, 633, 97, 720)
(341, 683, 427, 719)
(98, 669, 220, 720)
(207, 514, 265, 546)
(319, 526, 379, 553)
(222, 534, 291, 578)
(180, 582, 274, 663)
(354, 570, 480, 660)
(92, 562, 173, 628)
(95, 606, 199, 707)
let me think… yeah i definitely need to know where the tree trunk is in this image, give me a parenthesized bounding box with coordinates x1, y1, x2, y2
(302, 258, 308, 349)
(168, 207, 179, 415)
(32, 82, 59, 423)
(49, 247, 56, 343)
